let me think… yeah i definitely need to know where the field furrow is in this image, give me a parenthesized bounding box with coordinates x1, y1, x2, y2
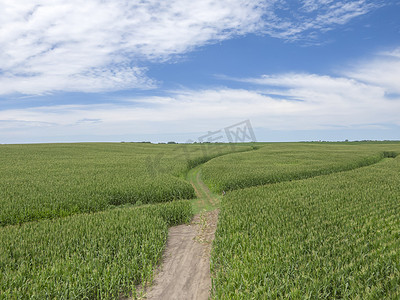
(211, 156, 400, 299)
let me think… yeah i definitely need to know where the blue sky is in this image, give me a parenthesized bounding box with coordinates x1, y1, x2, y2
(0, 0, 399, 143)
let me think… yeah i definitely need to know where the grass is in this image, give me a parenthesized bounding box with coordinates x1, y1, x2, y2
(201, 143, 400, 193)
(0, 142, 250, 298)
(0, 200, 192, 300)
(211, 155, 400, 299)
(2, 141, 400, 299)
(0, 143, 251, 226)
(186, 166, 222, 214)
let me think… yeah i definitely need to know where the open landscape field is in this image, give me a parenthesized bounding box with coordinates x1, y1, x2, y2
(201, 143, 399, 192)
(0, 201, 192, 299)
(1, 141, 400, 299)
(2, 1, 399, 299)
(0, 143, 250, 226)
(211, 149, 400, 299)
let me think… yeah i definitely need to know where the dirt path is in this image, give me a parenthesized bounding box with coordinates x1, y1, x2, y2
(144, 210, 218, 300)
(143, 167, 219, 300)
(186, 166, 220, 214)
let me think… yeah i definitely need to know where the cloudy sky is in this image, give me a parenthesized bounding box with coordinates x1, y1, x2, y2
(0, 0, 399, 143)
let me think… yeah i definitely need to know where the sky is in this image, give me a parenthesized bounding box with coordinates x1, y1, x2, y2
(0, 0, 399, 143)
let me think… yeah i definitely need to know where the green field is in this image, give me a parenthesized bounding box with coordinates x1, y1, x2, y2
(0, 143, 250, 226)
(1, 141, 400, 299)
(201, 143, 399, 193)
(209, 144, 400, 299)
(0, 201, 192, 299)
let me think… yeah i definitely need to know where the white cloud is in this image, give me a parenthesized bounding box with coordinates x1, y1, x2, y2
(302, 0, 335, 13)
(1, 64, 399, 140)
(0, 0, 266, 95)
(229, 47, 400, 128)
(262, 0, 377, 39)
(1, 46, 399, 142)
(0, 0, 378, 95)
(343, 49, 400, 94)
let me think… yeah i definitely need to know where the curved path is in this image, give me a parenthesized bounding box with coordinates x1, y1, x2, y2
(144, 167, 220, 300)
(186, 166, 221, 214)
(142, 150, 395, 299)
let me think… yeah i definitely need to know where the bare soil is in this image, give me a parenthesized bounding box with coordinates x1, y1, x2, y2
(144, 209, 219, 300)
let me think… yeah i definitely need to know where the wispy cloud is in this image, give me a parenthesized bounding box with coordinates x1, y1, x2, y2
(1, 47, 399, 142)
(262, 0, 378, 40)
(0, 0, 379, 95)
(0, 0, 266, 95)
(343, 48, 400, 94)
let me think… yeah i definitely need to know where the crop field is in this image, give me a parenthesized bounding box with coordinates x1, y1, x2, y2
(0, 142, 250, 226)
(0, 142, 248, 299)
(0, 200, 192, 299)
(201, 143, 400, 192)
(211, 152, 400, 299)
(2, 141, 400, 299)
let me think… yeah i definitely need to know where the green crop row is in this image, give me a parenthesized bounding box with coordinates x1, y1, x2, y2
(0, 143, 250, 226)
(0, 200, 193, 299)
(202, 143, 400, 192)
(0, 172, 194, 226)
(211, 156, 400, 299)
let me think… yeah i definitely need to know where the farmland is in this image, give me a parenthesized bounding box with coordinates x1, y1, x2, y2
(0, 201, 192, 299)
(201, 142, 400, 193)
(1, 141, 400, 299)
(0, 142, 250, 226)
(210, 147, 400, 299)
(0, 142, 249, 299)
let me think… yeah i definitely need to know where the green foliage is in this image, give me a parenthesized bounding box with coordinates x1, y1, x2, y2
(202, 143, 400, 192)
(185, 144, 252, 170)
(0, 200, 192, 299)
(211, 157, 400, 299)
(383, 151, 398, 158)
(3, 141, 400, 299)
(0, 143, 250, 226)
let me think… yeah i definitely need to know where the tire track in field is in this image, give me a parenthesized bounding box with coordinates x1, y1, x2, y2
(144, 210, 218, 300)
(143, 148, 393, 299)
(141, 147, 257, 299)
(196, 171, 216, 206)
(144, 169, 219, 300)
